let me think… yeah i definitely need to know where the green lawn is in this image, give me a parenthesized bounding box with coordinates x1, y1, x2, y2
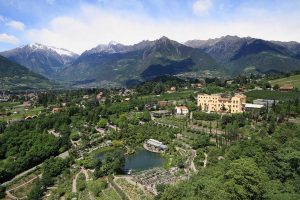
(0, 102, 20, 107)
(270, 74, 300, 88)
(0, 106, 44, 122)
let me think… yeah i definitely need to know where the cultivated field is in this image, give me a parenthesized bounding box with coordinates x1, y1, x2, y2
(270, 74, 300, 88)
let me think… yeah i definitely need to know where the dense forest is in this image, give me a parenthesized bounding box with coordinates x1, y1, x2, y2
(0, 112, 72, 183)
(158, 123, 300, 200)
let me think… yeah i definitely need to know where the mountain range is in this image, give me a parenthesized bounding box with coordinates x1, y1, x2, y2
(185, 35, 300, 74)
(1, 35, 300, 88)
(61, 36, 218, 87)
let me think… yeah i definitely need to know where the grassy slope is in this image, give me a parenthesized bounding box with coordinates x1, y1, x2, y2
(229, 51, 300, 74)
(270, 74, 300, 88)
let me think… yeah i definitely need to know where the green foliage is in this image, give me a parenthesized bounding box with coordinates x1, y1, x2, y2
(200, 85, 226, 94)
(191, 134, 210, 149)
(136, 76, 190, 95)
(224, 158, 268, 200)
(273, 84, 279, 90)
(0, 129, 60, 182)
(77, 173, 86, 191)
(159, 123, 300, 199)
(27, 179, 44, 200)
(107, 103, 132, 115)
(86, 179, 108, 197)
(142, 111, 151, 122)
(42, 157, 69, 178)
(0, 185, 6, 199)
(80, 154, 102, 170)
(94, 150, 125, 177)
(70, 130, 80, 141)
(187, 101, 198, 111)
(112, 123, 178, 148)
(193, 112, 220, 121)
(98, 118, 108, 128)
(0, 109, 74, 183)
(221, 114, 246, 128)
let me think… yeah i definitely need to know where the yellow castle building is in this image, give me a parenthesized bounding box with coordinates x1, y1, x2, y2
(197, 93, 246, 113)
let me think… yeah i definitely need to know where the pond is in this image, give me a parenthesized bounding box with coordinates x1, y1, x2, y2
(98, 149, 164, 171)
(125, 149, 164, 170)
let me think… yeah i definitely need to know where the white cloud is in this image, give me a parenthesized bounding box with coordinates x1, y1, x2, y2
(192, 0, 213, 15)
(24, 4, 300, 54)
(0, 33, 19, 44)
(6, 20, 25, 30)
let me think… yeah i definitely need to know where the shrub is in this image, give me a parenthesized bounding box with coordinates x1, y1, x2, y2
(193, 112, 220, 121)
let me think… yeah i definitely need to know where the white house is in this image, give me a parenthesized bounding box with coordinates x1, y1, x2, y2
(145, 139, 168, 151)
(175, 106, 189, 115)
(243, 103, 264, 111)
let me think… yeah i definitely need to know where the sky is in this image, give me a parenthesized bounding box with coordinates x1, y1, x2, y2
(0, 0, 300, 53)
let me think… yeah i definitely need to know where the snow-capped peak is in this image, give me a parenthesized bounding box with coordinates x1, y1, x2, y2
(26, 43, 77, 57)
(47, 46, 77, 57)
(28, 42, 44, 49)
(82, 42, 130, 55)
(108, 41, 121, 46)
(108, 41, 117, 45)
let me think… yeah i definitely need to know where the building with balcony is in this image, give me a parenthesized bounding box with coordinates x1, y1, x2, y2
(197, 93, 246, 113)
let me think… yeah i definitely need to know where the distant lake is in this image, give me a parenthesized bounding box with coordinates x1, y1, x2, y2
(98, 149, 164, 170)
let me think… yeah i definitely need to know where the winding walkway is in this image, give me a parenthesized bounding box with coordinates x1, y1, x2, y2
(203, 153, 208, 168)
(190, 150, 197, 172)
(6, 174, 42, 199)
(1, 150, 69, 187)
(185, 150, 197, 173)
(72, 167, 94, 199)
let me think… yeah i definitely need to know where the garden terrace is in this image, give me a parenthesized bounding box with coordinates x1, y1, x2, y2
(100, 187, 122, 200)
(132, 168, 179, 194)
(114, 177, 152, 200)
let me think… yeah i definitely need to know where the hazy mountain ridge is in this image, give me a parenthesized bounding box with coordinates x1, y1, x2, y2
(185, 35, 300, 74)
(0, 43, 79, 79)
(0, 55, 54, 90)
